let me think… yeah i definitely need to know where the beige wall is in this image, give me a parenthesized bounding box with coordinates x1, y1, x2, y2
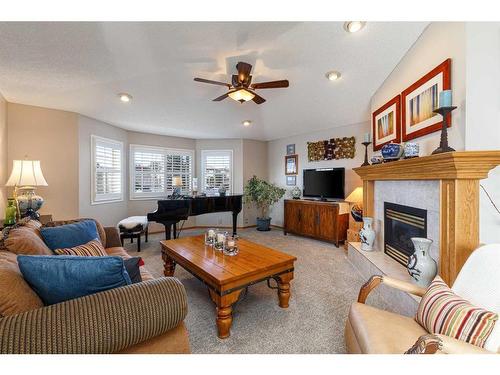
(127, 131, 197, 231)
(0, 93, 7, 218)
(242, 139, 268, 226)
(371, 22, 466, 155)
(7, 103, 79, 220)
(268, 121, 369, 227)
(78, 115, 129, 226)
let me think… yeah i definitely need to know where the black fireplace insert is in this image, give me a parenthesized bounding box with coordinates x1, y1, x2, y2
(384, 202, 427, 266)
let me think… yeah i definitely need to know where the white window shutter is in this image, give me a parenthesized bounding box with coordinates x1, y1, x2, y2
(92, 136, 123, 203)
(130, 145, 194, 199)
(201, 150, 232, 194)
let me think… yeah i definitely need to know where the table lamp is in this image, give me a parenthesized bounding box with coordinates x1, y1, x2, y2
(5, 160, 48, 220)
(171, 175, 183, 199)
(345, 186, 363, 222)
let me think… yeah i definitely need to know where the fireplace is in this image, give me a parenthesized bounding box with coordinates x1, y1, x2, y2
(384, 202, 427, 266)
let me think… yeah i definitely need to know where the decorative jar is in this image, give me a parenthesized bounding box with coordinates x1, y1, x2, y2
(218, 186, 226, 196)
(381, 143, 404, 162)
(407, 237, 437, 287)
(291, 186, 301, 199)
(223, 235, 239, 256)
(404, 142, 419, 159)
(4, 198, 17, 226)
(359, 217, 376, 251)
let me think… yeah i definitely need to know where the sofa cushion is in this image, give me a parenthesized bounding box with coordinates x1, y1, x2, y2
(1, 220, 52, 255)
(416, 276, 498, 349)
(106, 246, 154, 281)
(43, 219, 107, 248)
(124, 257, 144, 284)
(54, 239, 107, 257)
(18, 255, 132, 305)
(348, 302, 427, 354)
(0, 251, 44, 316)
(40, 220, 99, 250)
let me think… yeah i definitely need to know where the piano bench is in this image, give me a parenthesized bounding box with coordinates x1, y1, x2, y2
(118, 216, 149, 252)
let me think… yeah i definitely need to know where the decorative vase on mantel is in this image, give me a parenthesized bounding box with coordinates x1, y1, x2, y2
(407, 237, 437, 288)
(359, 217, 376, 251)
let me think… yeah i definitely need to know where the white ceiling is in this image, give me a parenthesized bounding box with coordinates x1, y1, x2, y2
(0, 22, 428, 141)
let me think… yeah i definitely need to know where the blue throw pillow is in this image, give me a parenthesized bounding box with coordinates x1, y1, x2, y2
(40, 220, 99, 250)
(18, 255, 132, 305)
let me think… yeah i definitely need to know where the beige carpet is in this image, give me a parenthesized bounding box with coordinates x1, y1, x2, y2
(124, 227, 387, 353)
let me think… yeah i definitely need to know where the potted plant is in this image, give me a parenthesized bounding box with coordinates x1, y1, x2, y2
(244, 176, 286, 231)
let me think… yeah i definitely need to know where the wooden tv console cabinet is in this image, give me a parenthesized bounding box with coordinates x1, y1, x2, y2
(283, 199, 349, 247)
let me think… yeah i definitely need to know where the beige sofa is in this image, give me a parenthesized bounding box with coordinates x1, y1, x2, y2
(0, 218, 190, 354)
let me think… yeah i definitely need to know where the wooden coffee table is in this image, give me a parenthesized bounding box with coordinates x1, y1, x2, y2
(161, 235, 296, 338)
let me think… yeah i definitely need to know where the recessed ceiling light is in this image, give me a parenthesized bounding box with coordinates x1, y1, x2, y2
(326, 71, 342, 81)
(118, 93, 132, 103)
(344, 21, 366, 33)
(242, 120, 252, 127)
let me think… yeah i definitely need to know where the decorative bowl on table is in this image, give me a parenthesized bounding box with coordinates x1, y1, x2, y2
(381, 143, 404, 162)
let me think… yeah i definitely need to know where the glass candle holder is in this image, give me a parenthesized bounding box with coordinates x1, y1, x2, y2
(214, 230, 227, 251)
(223, 235, 239, 256)
(205, 228, 217, 246)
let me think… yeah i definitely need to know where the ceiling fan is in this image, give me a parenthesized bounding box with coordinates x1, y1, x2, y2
(194, 62, 289, 104)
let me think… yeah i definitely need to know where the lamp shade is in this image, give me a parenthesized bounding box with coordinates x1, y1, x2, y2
(5, 160, 48, 187)
(172, 176, 183, 187)
(228, 89, 255, 102)
(345, 186, 363, 204)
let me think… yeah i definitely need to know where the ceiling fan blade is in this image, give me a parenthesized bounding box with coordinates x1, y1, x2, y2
(251, 80, 289, 89)
(236, 62, 253, 83)
(252, 93, 266, 104)
(194, 77, 231, 88)
(212, 92, 230, 102)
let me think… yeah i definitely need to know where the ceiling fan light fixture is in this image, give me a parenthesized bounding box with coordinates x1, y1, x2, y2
(344, 21, 366, 33)
(228, 89, 255, 102)
(326, 71, 342, 81)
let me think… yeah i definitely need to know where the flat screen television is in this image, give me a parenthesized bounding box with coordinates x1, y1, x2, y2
(303, 168, 345, 200)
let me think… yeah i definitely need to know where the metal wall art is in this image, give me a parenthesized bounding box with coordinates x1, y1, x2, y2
(307, 137, 356, 162)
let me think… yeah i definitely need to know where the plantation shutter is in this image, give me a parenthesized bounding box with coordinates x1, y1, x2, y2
(92, 136, 123, 203)
(130, 145, 194, 199)
(202, 150, 232, 194)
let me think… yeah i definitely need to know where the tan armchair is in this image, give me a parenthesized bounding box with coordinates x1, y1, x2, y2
(345, 244, 500, 354)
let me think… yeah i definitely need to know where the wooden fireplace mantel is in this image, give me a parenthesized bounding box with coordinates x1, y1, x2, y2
(353, 151, 500, 285)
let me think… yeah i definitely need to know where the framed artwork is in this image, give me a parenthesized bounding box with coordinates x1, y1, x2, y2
(286, 144, 295, 155)
(372, 95, 401, 151)
(285, 154, 298, 175)
(286, 176, 296, 186)
(401, 58, 451, 141)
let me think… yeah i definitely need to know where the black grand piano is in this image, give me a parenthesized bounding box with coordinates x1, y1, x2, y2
(147, 194, 243, 240)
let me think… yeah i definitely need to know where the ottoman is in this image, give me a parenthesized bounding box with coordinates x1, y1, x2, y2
(118, 216, 149, 251)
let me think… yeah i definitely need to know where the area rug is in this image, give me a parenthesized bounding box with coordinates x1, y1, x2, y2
(125, 227, 388, 353)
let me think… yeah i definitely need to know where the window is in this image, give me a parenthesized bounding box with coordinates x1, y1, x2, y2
(130, 144, 194, 199)
(91, 135, 123, 204)
(201, 150, 233, 194)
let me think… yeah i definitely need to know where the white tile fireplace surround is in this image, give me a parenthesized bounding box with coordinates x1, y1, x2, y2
(374, 180, 440, 263)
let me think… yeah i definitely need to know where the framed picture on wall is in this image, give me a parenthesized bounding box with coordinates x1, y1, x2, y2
(401, 58, 451, 141)
(372, 95, 401, 151)
(286, 144, 295, 155)
(285, 154, 298, 175)
(286, 176, 296, 186)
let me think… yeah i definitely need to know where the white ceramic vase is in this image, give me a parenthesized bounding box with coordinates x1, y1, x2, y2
(360, 217, 376, 251)
(407, 237, 437, 287)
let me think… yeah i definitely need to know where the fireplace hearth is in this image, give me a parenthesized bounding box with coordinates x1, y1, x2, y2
(384, 202, 427, 266)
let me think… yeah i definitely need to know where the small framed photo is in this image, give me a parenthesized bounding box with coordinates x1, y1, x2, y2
(286, 176, 296, 186)
(372, 95, 401, 151)
(285, 154, 298, 175)
(286, 144, 295, 155)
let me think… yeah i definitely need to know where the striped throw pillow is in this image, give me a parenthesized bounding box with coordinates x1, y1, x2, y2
(54, 239, 107, 257)
(416, 276, 498, 348)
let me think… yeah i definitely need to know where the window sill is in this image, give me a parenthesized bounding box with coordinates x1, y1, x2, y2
(90, 198, 124, 206)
